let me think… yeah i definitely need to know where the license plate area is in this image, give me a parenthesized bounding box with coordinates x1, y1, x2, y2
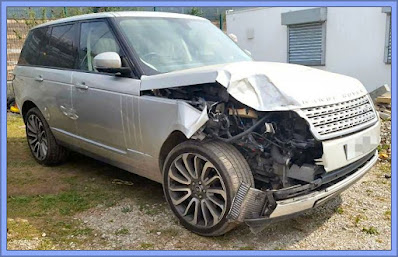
(344, 134, 379, 161)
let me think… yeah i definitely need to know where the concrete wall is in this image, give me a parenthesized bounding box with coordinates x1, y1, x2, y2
(226, 7, 391, 92)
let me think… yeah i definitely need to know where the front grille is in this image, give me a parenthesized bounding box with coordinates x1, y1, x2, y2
(301, 95, 378, 139)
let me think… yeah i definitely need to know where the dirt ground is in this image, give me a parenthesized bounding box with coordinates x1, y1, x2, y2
(6, 113, 392, 250)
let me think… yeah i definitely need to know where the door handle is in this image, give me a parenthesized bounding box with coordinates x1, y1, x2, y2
(75, 82, 89, 90)
(35, 75, 43, 82)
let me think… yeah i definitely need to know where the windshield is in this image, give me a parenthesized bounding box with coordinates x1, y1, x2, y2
(116, 17, 252, 74)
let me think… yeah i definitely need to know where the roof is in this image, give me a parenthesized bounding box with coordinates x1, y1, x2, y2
(33, 11, 207, 29)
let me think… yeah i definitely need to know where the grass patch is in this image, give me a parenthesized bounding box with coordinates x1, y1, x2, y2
(121, 206, 132, 213)
(354, 215, 363, 227)
(239, 246, 255, 250)
(335, 207, 344, 214)
(115, 228, 129, 236)
(377, 162, 392, 176)
(377, 144, 390, 151)
(7, 218, 40, 241)
(384, 210, 391, 220)
(7, 114, 165, 249)
(362, 226, 379, 235)
(140, 242, 154, 249)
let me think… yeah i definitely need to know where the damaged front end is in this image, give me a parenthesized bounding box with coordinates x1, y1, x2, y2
(228, 148, 377, 233)
(141, 61, 380, 233)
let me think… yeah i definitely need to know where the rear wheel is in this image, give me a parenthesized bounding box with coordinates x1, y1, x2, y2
(163, 140, 254, 236)
(25, 107, 68, 165)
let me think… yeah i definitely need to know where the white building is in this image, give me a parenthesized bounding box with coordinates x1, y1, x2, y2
(226, 7, 392, 92)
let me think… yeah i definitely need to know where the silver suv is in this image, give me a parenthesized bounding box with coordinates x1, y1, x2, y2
(13, 11, 381, 236)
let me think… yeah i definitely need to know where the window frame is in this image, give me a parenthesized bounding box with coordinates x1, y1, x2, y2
(384, 13, 392, 64)
(286, 21, 326, 66)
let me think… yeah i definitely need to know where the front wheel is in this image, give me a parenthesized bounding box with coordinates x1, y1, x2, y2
(163, 140, 254, 236)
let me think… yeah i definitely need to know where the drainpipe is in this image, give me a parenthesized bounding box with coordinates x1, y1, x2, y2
(219, 13, 223, 30)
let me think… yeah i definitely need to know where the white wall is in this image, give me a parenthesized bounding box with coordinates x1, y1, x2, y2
(226, 7, 391, 92)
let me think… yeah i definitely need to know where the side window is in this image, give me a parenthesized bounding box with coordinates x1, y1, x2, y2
(78, 21, 121, 72)
(44, 24, 78, 69)
(18, 27, 49, 66)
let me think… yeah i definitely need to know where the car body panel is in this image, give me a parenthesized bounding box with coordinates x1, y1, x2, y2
(13, 66, 77, 144)
(317, 121, 380, 172)
(13, 65, 209, 183)
(70, 71, 138, 154)
(136, 96, 208, 182)
(141, 61, 367, 111)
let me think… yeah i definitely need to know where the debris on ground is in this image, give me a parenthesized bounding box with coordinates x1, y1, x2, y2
(369, 84, 390, 101)
(371, 85, 391, 121)
(378, 119, 391, 163)
(376, 92, 391, 105)
(112, 179, 134, 186)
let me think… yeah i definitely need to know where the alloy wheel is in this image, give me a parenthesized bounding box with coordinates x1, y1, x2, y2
(26, 114, 48, 161)
(167, 153, 227, 228)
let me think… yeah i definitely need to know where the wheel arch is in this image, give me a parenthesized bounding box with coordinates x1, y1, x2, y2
(21, 100, 38, 123)
(158, 130, 188, 173)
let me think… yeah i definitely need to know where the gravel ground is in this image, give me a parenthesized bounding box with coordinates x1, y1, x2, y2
(72, 120, 392, 250)
(73, 161, 391, 250)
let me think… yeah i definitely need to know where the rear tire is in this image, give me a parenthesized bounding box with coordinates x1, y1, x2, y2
(163, 140, 254, 236)
(25, 107, 69, 166)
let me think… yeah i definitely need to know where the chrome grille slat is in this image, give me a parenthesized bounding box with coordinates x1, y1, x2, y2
(301, 95, 378, 138)
(303, 96, 369, 118)
(311, 104, 373, 126)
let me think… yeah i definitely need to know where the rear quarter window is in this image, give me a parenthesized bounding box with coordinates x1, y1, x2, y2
(18, 27, 49, 66)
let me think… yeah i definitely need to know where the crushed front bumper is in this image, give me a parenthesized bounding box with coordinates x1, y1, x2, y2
(227, 150, 378, 232)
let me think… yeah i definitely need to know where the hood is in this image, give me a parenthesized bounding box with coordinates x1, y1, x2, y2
(140, 61, 367, 111)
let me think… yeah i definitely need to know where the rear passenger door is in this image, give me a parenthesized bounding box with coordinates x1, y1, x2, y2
(71, 19, 139, 161)
(39, 23, 79, 143)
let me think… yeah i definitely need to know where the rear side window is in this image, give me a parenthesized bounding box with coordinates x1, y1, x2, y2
(18, 27, 49, 66)
(44, 24, 78, 69)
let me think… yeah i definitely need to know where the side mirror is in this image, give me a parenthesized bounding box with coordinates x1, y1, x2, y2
(93, 52, 131, 76)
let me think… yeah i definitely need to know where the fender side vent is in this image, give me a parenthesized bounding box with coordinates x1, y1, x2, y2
(227, 182, 250, 221)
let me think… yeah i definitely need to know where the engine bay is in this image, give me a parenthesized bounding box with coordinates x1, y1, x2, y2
(144, 83, 325, 191)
